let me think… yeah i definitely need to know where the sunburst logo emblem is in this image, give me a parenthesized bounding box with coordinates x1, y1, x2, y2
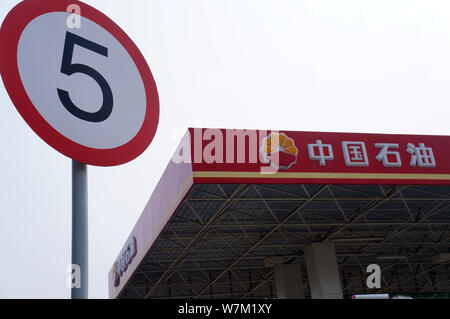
(260, 133, 298, 170)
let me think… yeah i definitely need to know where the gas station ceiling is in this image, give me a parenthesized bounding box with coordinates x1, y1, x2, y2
(119, 183, 450, 299)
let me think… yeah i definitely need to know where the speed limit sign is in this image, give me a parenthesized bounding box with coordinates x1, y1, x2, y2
(0, 0, 159, 166)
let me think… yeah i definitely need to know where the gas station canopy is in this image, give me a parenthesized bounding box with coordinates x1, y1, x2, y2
(109, 128, 450, 298)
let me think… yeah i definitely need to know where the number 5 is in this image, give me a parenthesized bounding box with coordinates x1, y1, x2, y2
(57, 31, 113, 122)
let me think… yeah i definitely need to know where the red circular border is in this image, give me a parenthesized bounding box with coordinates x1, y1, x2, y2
(0, 0, 159, 166)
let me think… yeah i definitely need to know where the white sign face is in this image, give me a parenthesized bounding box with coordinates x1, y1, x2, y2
(18, 12, 146, 149)
(0, 0, 159, 166)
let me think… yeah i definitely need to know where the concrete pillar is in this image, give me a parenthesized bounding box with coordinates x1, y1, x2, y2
(304, 243, 343, 299)
(274, 264, 305, 299)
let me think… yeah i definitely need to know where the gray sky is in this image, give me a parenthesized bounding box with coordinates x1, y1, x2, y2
(1, 0, 450, 298)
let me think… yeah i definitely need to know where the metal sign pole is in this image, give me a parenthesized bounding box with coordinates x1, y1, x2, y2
(71, 160, 88, 299)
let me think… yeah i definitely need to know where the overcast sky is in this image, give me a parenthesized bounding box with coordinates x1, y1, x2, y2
(1, 0, 450, 298)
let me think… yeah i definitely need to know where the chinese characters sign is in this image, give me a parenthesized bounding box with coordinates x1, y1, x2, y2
(309, 140, 435, 169)
(188, 128, 450, 185)
(112, 237, 137, 287)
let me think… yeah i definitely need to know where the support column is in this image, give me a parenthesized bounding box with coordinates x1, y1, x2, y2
(274, 264, 305, 299)
(304, 243, 343, 299)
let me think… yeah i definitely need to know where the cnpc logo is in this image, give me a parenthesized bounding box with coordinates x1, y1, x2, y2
(112, 236, 137, 287)
(260, 133, 298, 170)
